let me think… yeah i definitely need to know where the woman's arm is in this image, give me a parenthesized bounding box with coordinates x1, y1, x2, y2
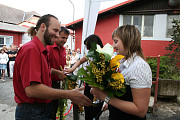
(64, 56, 87, 73)
(91, 87, 151, 118)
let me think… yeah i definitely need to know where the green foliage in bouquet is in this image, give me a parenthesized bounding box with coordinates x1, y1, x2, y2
(77, 42, 126, 98)
(57, 75, 78, 120)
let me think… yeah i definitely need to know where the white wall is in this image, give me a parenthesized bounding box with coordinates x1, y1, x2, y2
(64, 35, 75, 50)
(22, 33, 31, 44)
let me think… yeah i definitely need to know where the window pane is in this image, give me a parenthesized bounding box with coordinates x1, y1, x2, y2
(0, 37, 4, 44)
(167, 15, 179, 38)
(123, 15, 131, 25)
(133, 15, 142, 32)
(144, 15, 154, 37)
(6, 36, 13, 48)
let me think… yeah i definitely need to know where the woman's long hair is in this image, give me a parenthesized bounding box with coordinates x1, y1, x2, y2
(84, 34, 103, 50)
(112, 25, 146, 60)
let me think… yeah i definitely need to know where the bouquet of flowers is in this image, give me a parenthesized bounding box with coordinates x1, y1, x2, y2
(58, 66, 78, 120)
(77, 42, 126, 98)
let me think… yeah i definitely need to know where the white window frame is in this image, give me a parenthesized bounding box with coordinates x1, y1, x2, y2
(166, 14, 180, 38)
(120, 14, 172, 41)
(0, 35, 13, 48)
(122, 15, 154, 37)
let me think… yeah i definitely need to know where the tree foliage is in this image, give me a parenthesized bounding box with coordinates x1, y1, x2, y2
(165, 19, 180, 65)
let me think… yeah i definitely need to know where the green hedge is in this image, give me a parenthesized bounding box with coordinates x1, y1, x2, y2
(147, 56, 180, 80)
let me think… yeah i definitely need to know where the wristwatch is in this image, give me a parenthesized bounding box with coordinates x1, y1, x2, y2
(104, 96, 111, 104)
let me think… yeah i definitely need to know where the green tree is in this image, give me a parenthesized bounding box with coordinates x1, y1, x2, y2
(165, 19, 180, 65)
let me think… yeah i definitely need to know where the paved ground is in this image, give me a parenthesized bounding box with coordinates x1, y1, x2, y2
(0, 78, 180, 120)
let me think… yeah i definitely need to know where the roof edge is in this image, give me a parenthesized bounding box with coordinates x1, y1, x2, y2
(66, 0, 135, 26)
(0, 29, 25, 33)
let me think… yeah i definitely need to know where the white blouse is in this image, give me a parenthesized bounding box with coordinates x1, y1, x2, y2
(0, 53, 9, 64)
(119, 53, 152, 88)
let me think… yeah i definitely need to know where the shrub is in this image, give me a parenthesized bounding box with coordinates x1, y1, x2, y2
(148, 19, 180, 80)
(147, 56, 180, 80)
(165, 19, 180, 65)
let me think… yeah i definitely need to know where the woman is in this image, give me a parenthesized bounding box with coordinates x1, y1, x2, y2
(65, 34, 103, 74)
(65, 34, 104, 120)
(65, 55, 71, 68)
(0, 49, 9, 81)
(91, 25, 152, 120)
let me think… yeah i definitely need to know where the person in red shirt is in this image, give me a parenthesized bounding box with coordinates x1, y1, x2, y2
(13, 14, 91, 120)
(47, 26, 70, 120)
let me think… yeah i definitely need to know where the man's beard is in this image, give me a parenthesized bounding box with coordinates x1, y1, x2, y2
(44, 29, 54, 45)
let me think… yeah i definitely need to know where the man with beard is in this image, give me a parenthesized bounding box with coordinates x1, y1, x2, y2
(47, 26, 70, 120)
(13, 14, 91, 120)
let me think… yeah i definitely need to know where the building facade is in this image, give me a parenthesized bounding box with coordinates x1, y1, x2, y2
(66, 0, 180, 56)
(0, 4, 40, 48)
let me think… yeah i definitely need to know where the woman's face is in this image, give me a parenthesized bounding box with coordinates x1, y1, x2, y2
(67, 56, 70, 61)
(112, 35, 125, 55)
(72, 51, 76, 55)
(1, 50, 4, 54)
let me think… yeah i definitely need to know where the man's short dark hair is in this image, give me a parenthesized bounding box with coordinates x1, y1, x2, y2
(36, 14, 58, 30)
(60, 26, 70, 35)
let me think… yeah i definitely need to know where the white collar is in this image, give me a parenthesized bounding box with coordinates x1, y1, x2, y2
(122, 53, 137, 68)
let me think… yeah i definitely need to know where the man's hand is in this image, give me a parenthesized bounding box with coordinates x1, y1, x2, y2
(56, 70, 66, 80)
(69, 87, 92, 107)
(51, 68, 66, 80)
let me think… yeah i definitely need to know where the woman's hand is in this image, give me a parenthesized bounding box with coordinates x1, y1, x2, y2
(102, 104, 108, 111)
(64, 67, 74, 74)
(90, 86, 107, 101)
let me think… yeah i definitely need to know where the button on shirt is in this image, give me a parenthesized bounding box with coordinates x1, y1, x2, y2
(47, 42, 66, 81)
(119, 53, 152, 88)
(13, 36, 52, 103)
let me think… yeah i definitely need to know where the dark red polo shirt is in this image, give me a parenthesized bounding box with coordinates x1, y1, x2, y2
(47, 42, 66, 81)
(13, 36, 52, 103)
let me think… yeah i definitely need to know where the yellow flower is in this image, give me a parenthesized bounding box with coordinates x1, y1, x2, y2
(111, 73, 124, 82)
(110, 55, 125, 71)
(109, 72, 125, 90)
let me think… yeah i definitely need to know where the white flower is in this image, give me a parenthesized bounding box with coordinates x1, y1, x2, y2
(96, 43, 114, 61)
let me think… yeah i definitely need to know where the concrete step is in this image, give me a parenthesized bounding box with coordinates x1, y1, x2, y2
(148, 96, 154, 113)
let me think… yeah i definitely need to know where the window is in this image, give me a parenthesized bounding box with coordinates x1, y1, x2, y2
(133, 15, 142, 32)
(167, 15, 180, 38)
(0, 36, 13, 48)
(123, 15, 131, 25)
(144, 15, 154, 37)
(123, 15, 154, 37)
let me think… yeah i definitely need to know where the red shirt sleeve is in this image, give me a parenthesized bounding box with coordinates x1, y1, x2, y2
(20, 48, 41, 89)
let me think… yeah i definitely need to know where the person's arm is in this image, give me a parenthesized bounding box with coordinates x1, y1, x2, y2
(14, 53, 17, 57)
(51, 68, 66, 80)
(9, 54, 13, 58)
(64, 56, 87, 73)
(5, 54, 9, 63)
(102, 103, 108, 111)
(91, 87, 151, 118)
(25, 81, 92, 106)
